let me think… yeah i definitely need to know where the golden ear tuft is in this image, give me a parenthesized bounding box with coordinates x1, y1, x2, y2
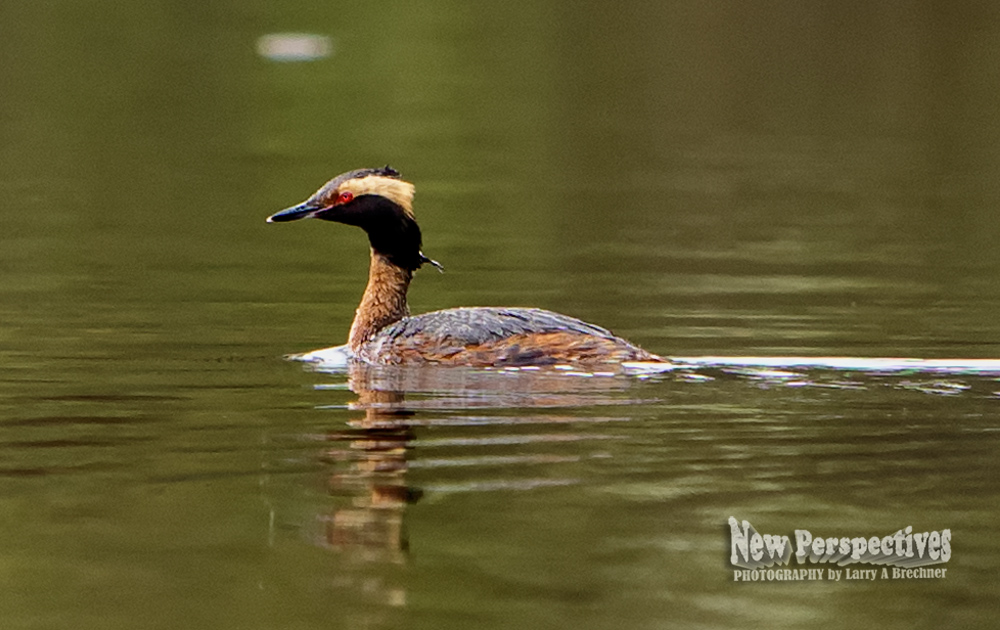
(341, 175, 416, 216)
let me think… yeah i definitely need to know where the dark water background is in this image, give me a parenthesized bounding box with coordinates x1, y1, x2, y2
(2, 2, 1000, 628)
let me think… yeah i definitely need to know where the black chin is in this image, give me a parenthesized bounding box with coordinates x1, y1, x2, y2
(325, 195, 426, 271)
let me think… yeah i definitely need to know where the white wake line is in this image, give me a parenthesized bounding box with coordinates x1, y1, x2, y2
(293, 346, 1000, 376)
(659, 356, 1000, 375)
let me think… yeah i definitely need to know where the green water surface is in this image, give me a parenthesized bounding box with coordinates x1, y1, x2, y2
(2, 2, 1000, 629)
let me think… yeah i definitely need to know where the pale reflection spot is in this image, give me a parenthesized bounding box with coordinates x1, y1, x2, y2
(256, 33, 334, 61)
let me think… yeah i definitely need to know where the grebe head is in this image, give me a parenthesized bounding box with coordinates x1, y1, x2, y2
(267, 166, 432, 271)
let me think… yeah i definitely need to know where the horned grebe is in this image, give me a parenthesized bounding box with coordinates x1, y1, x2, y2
(267, 166, 663, 367)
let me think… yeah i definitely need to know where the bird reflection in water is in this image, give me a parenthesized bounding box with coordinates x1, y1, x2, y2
(310, 361, 645, 560)
(266, 360, 655, 618)
(320, 380, 418, 562)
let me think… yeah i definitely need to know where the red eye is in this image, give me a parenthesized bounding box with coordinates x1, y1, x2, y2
(337, 191, 354, 204)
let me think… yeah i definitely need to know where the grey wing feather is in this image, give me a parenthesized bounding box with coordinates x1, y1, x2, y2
(379, 307, 621, 345)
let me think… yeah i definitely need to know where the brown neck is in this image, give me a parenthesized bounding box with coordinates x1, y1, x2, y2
(349, 251, 412, 352)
